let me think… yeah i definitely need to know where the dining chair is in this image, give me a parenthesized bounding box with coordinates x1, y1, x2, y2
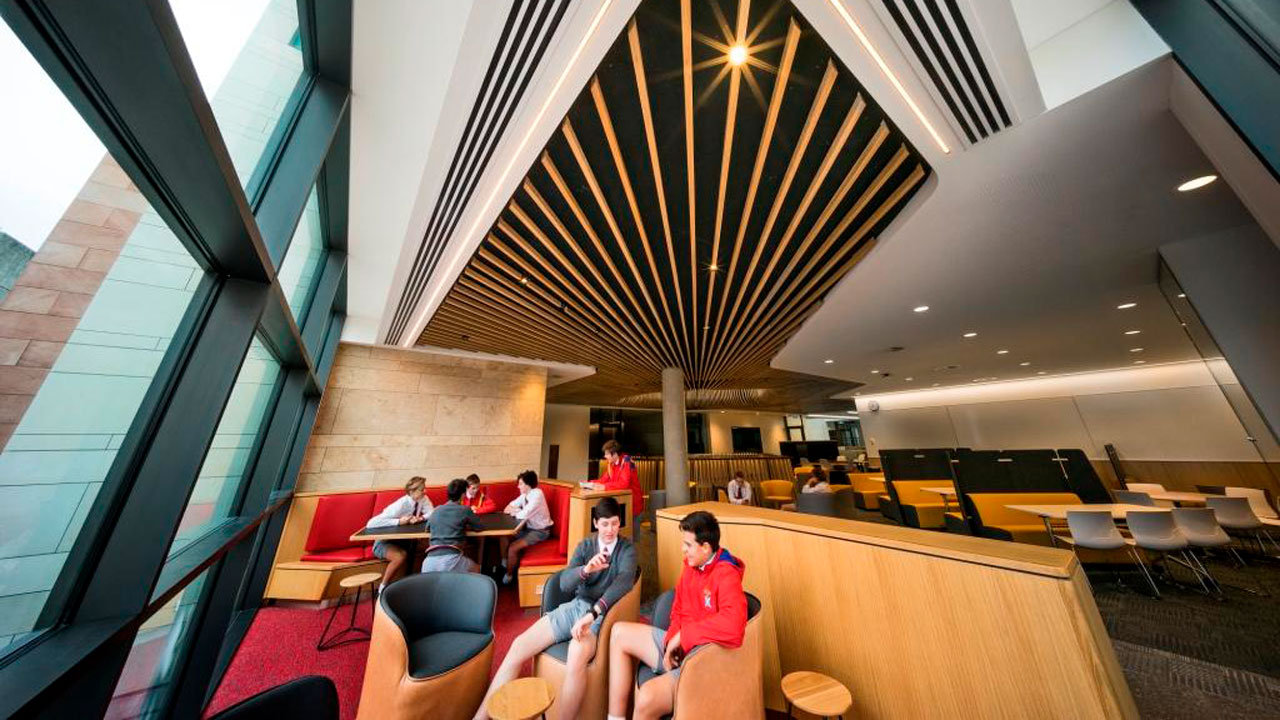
(1113, 490, 1156, 507)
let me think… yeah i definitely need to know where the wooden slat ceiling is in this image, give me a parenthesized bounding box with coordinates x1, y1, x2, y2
(419, 0, 930, 412)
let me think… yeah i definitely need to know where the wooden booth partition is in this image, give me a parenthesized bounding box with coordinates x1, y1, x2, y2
(656, 503, 1137, 719)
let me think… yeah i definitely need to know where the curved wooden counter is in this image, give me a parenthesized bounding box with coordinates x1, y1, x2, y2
(656, 503, 1136, 719)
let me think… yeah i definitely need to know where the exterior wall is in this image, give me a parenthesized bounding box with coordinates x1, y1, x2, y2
(540, 403, 590, 482)
(706, 411, 787, 454)
(297, 344, 547, 491)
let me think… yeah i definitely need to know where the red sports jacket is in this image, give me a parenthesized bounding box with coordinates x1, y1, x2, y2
(464, 488, 496, 514)
(666, 547, 747, 653)
(599, 454, 644, 514)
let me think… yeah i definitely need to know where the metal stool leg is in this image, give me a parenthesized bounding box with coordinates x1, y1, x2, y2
(317, 586, 349, 650)
(318, 583, 374, 650)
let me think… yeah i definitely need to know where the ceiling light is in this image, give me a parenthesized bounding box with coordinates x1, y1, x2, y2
(854, 392, 861, 396)
(870, 369, 880, 374)
(962, 332, 977, 338)
(728, 45, 748, 66)
(996, 349, 1009, 355)
(1129, 347, 1144, 353)
(720, 410, 726, 413)
(1019, 361, 1030, 366)
(1177, 175, 1217, 192)
(913, 305, 929, 313)
(826, 0, 951, 154)
(846, 410, 857, 414)
(904, 377, 914, 381)
(519, 276, 529, 285)
(1036, 371, 1046, 375)
(1176, 293, 1186, 298)
(931, 383, 940, 387)
(823, 359, 834, 364)
(1133, 360, 1146, 365)
(708, 264, 719, 272)
(1124, 330, 1141, 335)
(1116, 302, 1137, 310)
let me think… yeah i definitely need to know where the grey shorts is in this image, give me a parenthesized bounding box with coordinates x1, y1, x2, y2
(649, 628, 683, 683)
(546, 597, 605, 643)
(371, 539, 411, 559)
(421, 550, 478, 574)
(516, 525, 551, 545)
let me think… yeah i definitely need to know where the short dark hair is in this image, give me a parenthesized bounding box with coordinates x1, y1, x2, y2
(592, 496, 623, 522)
(602, 439, 621, 454)
(810, 467, 827, 483)
(679, 510, 720, 550)
(465, 473, 481, 484)
(518, 469, 539, 488)
(732, 470, 745, 479)
(447, 478, 468, 502)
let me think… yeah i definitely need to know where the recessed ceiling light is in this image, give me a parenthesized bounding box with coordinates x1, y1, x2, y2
(931, 382, 940, 387)
(728, 45, 748, 66)
(519, 276, 529, 285)
(1176, 293, 1186, 298)
(1129, 347, 1144, 353)
(870, 369, 880, 374)
(823, 359, 834, 364)
(1117, 302, 1137, 310)
(904, 377, 914, 381)
(996, 349, 1009, 355)
(1133, 360, 1146, 365)
(1176, 174, 1217, 192)
(1019, 361, 1031, 366)
(854, 392, 861, 396)
(913, 305, 929, 313)
(846, 410, 856, 414)
(962, 332, 977, 338)
(1036, 371, 1046, 375)
(708, 264, 719, 272)
(1124, 330, 1141, 335)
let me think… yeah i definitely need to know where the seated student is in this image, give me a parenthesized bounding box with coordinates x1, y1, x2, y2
(463, 473, 497, 514)
(474, 497, 637, 720)
(501, 470, 553, 585)
(366, 476, 433, 593)
(606, 511, 747, 720)
(801, 467, 831, 494)
(726, 471, 753, 506)
(422, 478, 482, 573)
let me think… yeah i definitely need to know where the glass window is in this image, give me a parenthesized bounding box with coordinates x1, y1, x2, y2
(169, 0, 306, 192)
(276, 186, 326, 322)
(0, 22, 202, 657)
(167, 337, 282, 556)
(106, 571, 209, 719)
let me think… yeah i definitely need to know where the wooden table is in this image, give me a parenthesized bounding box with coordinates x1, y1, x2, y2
(1005, 503, 1167, 548)
(921, 486, 957, 512)
(1148, 491, 1212, 505)
(782, 670, 852, 719)
(488, 676, 555, 720)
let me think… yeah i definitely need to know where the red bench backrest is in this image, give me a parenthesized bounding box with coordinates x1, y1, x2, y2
(305, 493, 375, 553)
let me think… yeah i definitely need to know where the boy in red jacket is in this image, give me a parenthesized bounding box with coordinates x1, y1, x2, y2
(606, 510, 747, 720)
(585, 439, 645, 518)
(462, 474, 496, 514)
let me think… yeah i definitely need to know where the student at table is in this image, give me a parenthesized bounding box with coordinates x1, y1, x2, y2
(366, 476, 433, 593)
(606, 511, 747, 720)
(422, 478, 482, 573)
(585, 439, 644, 518)
(801, 467, 831, 494)
(726, 471, 752, 506)
(502, 470, 553, 585)
(463, 473, 496, 514)
(475, 497, 637, 720)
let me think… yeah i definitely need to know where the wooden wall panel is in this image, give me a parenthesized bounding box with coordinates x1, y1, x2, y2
(1092, 459, 1280, 498)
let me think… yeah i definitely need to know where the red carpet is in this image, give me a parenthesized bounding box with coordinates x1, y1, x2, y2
(205, 585, 539, 719)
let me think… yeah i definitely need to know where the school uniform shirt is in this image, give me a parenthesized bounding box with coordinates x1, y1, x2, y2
(464, 486, 497, 514)
(367, 494, 434, 528)
(599, 454, 645, 515)
(726, 479, 752, 505)
(801, 481, 831, 494)
(667, 547, 748, 653)
(506, 487, 553, 530)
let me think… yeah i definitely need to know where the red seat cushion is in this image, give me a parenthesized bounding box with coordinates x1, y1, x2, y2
(425, 486, 448, 507)
(300, 548, 369, 563)
(484, 482, 520, 510)
(305, 494, 375, 553)
(520, 541, 568, 567)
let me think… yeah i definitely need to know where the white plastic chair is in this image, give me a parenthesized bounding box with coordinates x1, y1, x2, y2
(1207, 496, 1279, 554)
(1125, 482, 1173, 507)
(1225, 487, 1278, 519)
(1065, 510, 1157, 595)
(1125, 510, 1197, 598)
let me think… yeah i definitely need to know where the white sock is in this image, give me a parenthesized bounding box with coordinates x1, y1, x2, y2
(608, 715, 626, 720)
(378, 583, 386, 593)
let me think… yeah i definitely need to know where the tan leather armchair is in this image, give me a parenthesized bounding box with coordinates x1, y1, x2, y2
(534, 569, 642, 719)
(635, 591, 764, 719)
(356, 573, 497, 720)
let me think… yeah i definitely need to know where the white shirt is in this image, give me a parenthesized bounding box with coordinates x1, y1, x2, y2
(506, 487, 553, 530)
(598, 535, 618, 558)
(801, 481, 831, 494)
(367, 494, 434, 528)
(727, 479, 752, 505)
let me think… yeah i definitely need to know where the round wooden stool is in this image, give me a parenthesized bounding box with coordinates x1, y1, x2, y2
(782, 671, 852, 720)
(316, 572, 381, 651)
(487, 677, 555, 720)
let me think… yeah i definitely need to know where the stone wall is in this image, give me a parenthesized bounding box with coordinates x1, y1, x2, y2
(297, 344, 548, 491)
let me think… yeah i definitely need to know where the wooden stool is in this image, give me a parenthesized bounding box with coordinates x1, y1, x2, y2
(782, 671, 852, 720)
(316, 571, 381, 651)
(487, 677, 555, 720)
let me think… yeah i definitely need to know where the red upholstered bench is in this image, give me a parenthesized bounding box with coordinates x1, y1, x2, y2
(516, 482, 573, 606)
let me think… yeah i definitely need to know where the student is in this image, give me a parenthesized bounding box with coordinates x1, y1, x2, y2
(586, 439, 644, 518)
(606, 510, 747, 720)
(366, 476, 433, 593)
(801, 467, 831, 494)
(474, 497, 637, 720)
(726, 471, 752, 506)
(502, 470, 553, 585)
(463, 473, 497, 514)
(422, 478, 482, 573)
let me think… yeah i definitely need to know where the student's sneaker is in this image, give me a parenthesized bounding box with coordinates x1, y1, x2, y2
(501, 573, 513, 585)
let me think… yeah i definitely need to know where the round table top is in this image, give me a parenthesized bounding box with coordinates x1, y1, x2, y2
(782, 671, 852, 716)
(340, 572, 383, 589)
(488, 677, 555, 720)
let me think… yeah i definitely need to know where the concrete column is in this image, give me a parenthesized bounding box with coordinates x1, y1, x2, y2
(662, 366, 690, 506)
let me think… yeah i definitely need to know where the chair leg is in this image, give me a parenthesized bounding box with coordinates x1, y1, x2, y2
(1128, 547, 1160, 598)
(1180, 551, 1212, 595)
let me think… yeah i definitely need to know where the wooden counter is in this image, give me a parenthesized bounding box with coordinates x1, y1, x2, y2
(656, 503, 1136, 719)
(567, 485, 633, 547)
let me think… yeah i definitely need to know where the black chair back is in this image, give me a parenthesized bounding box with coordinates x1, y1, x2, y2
(210, 676, 338, 720)
(1057, 449, 1111, 503)
(796, 491, 839, 517)
(381, 572, 496, 639)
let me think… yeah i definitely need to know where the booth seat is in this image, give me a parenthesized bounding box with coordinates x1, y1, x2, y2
(848, 473, 885, 510)
(967, 492, 1083, 545)
(889, 480, 955, 529)
(514, 482, 573, 607)
(265, 481, 523, 602)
